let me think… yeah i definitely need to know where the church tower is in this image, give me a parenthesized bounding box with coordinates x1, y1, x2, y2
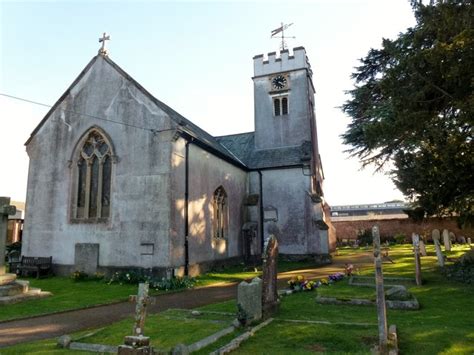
(253, 47, 315, 150)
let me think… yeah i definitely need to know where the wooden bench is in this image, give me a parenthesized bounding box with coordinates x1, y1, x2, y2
(17, 256, 53, 279)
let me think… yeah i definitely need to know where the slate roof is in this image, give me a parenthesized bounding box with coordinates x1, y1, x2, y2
(216, 132, 310, 169)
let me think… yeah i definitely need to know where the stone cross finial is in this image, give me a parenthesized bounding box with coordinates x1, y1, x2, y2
(98, 32, 111, 56)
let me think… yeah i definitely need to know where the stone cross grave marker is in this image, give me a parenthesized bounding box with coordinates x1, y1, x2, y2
(372, 225, 388, 352)
(412, 233, 422, 286)
(262, 222, 279, 318)
(432, 229, 444, 267)
(118, 282, 155, 354)
(0, 197, 16, 276)
(442, 229, 451, 251)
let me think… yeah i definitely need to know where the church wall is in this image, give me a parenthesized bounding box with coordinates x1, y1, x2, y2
(22, 57, 176, 274)
(259, 168, 310, 254)
(254, 167, 330, 260)
(169, 140, 247, 273)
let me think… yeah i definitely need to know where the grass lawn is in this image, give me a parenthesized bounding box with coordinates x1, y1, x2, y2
(3, 244, 473, 354)
(0, 258, 321, 323)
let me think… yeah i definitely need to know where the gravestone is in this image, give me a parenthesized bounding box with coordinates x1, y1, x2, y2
(468, 237, 472, 245)
(419, 240, 427, 256)
(412, 234, 422, 286)
(449, 232, 456, 246)
(458, 236, 466, 244)
(442, 229, 451, 251)
(118, 283, 154, 354)
(432, 230, 444, 267)
(74, 243, 99, 275)
(0, 197, 16, 277)
(237, 277, 262, 325)
(372, 225, 388, 352)
(262, 222, 279, 318)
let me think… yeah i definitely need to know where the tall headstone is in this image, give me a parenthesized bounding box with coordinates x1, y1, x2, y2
(262, 222, 279, 317)
(442, 229, 451, 251)
(118, 283, 154, 354)
(372, 225, 388, 352)
(432, 229, 444, 267)
(419, 240, 427, 256)
(237, 277, 262, 325)
(412, 234, 422, 286)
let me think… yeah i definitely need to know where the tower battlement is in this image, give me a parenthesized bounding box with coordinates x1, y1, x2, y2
(253, 47, 312, 77)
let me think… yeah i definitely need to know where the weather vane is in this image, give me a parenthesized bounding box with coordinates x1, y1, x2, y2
(271, 22, 295, 51)
(98, 32, 111, 56)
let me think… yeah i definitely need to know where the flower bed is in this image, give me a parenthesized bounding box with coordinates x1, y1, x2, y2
(287, 272, 345, 292)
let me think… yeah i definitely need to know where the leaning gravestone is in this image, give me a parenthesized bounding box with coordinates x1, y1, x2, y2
(237, 277, 262, 325)
(419, 240, 427, 256)
(442, 229, 451, 251)
(432, 229, 444, 267)
(372, 225, 388, 352)
(262, 222, 279, 318)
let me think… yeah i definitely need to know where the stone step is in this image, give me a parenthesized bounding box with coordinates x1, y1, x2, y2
(0, 281, 28, 297)
(0, 273, 17, 286)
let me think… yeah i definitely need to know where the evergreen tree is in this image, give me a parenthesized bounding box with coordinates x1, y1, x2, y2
(342, 0, 473, 226)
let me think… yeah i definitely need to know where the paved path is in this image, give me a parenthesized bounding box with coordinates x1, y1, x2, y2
(0, 251, 373, 348)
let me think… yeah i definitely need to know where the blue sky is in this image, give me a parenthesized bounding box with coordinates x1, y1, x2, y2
(0, 0, 416, 204)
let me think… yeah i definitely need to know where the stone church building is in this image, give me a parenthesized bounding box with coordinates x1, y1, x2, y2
(22, 46, 335, 276)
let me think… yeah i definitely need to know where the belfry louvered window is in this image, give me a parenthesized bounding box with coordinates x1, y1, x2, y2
(74, 129, 113, 220)
(213, 186, 228, 239)
(273, 97, 289, 116)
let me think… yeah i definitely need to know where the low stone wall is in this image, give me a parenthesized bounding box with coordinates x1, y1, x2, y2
(333, 216, 473, 241)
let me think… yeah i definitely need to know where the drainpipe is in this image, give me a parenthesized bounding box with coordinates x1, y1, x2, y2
(184, 139, 192, 276)
(258, 170, 264, 255)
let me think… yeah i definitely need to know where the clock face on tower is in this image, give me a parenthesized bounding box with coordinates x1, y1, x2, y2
(271, 75, 287, 90)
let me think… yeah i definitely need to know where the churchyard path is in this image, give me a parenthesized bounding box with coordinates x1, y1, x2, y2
(0, 250, 373, 348)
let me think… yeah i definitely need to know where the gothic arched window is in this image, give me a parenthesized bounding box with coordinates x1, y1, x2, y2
(74, 129, 113, 220)
(213, 186, 228, 239)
